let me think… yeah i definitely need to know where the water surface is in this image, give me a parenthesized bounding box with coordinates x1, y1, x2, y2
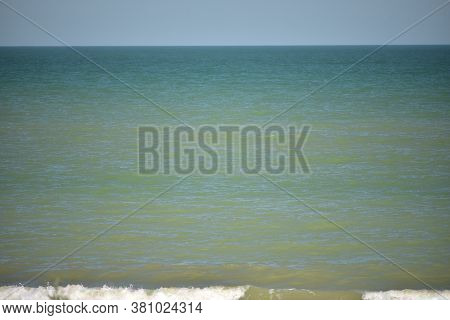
(0, 46, 449, 298)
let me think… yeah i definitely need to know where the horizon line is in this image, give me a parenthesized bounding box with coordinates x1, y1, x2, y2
(1, 44, 450, 47)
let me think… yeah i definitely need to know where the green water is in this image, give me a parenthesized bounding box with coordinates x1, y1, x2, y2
(0, 46, 449, 297)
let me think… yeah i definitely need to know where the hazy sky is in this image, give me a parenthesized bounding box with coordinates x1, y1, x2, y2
(1, 0, 449, 45)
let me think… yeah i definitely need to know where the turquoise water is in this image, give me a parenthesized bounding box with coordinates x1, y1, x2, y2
(0, 46, 449, 299)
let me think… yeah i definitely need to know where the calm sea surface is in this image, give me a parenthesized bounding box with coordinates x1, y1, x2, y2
(0, 46, 449, 299)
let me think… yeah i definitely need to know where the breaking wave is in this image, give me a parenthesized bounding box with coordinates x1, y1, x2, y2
(1, 285, 449, 300)
(0, 285, 248, 300)
(362, 289, 450, 300)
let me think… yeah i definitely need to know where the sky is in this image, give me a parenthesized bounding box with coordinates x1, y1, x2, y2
(0, 0, 449, 46)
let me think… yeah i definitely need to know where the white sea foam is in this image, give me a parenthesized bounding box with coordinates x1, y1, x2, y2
(0, 285, 248, 300)
(3, 285, 449, 300)
(148, 286, 248, 300)
(363, 289, 450, 300)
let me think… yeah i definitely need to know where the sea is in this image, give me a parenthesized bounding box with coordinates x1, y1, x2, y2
(0, 46, 449, 299)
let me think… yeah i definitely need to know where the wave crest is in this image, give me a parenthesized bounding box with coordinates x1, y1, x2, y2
(0, 285, 248, 300)
(363, 290, 450, 300)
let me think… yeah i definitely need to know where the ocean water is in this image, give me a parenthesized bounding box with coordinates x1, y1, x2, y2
(0, 46, 449, 299)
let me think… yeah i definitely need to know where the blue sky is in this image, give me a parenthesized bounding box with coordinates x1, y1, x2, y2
(1, 0, 449, 45)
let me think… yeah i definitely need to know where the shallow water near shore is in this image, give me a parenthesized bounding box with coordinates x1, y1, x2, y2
(0, 46, 449, 298)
